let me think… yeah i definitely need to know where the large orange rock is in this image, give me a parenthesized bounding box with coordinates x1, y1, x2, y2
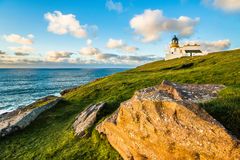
(97, 80, 240, 160)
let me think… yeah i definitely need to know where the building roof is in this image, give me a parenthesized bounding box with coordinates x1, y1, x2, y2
(185, 50, 202, 53)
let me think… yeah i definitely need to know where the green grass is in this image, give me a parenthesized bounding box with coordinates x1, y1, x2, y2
(200, 87, 240, 138)
(0, 49, 240, 159)
(26, 96, 58, 110)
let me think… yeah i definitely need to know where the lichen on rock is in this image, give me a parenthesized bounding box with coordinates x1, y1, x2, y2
(97, 80, 240, 160)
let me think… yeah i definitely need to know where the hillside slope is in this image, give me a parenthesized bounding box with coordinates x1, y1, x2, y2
(97, 80, 240, 159)
(0, 49, 240, 159)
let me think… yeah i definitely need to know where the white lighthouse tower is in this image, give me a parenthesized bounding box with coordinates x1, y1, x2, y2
(165, 35, 206, 60)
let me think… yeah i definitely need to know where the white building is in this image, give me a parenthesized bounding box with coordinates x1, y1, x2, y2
(165, 35, 207, 60)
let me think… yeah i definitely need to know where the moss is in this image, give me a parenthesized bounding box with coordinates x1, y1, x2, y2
(0, 49, 240, 159)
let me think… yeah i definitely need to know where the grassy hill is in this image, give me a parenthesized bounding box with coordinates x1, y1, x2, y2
(0, 49, 240, 160)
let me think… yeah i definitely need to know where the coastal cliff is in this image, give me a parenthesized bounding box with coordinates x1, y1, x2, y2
(97, 80, 240, 159)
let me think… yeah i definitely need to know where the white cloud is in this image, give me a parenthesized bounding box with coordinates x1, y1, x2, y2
(122, 46, 139, 53)
(130, 9, 199, 43)
(106, 38, 139, 53)
(86, 39, 93, 46)
(44, 11, 87, 38)
(106, 38, 124, 48)
(186, 39, 231, 52)
(204, 0, 240, 12)
(200, 39, 231, 52)
(3, 34, 34, 45)
(45, 51, 75, 62)
(106, 0, 123, 13)
(0, 54, 42, 65)
(9, 45, 34, 53)
(27, 34, 34, 39)
(79, 46, 101, 56)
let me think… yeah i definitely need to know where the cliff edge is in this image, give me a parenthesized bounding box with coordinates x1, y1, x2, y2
(97, 80, 240, 160)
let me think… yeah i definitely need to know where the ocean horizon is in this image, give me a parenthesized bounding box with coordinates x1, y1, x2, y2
(0, 68, 127, 115)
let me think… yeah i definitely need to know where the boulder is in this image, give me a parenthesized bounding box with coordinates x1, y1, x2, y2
(0, 96, 61, 137)
(73, 103, 105, 137)
(97, 80, 240, 160)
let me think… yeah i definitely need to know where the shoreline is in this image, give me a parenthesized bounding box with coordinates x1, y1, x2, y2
(0, 95, 62, 137)
(0, 75, 106, 137)
(0, 92, 61, 116)
(0, 95, 60, 119)
(0, 75, 106, 116)
(0, 68, 127, 116)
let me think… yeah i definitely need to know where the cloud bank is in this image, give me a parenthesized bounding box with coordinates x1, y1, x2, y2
(9, 46, 34, 54)
(186, 39, 231, 52)
(79, 45, 159, 65)
(130, 9, 200, 43)
(200, 39, 231, 52)
(0, 54, 42, 65)
(46, 51, 75, 62)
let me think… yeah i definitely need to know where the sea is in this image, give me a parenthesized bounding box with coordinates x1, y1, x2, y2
(0, 68, 127, 115)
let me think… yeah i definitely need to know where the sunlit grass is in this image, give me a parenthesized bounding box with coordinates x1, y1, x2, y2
(0, 49, 240, 159)
(200, 86, 240, 138)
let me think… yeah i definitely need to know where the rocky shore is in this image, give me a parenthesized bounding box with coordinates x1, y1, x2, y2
(0, 83, 96, 138)
(0, 96, 62, 137)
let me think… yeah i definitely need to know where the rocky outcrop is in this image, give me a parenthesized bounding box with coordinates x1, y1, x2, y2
(97, 80, 240, 160)
(73, 103, 105, 137)
(0, 96, 61, 137)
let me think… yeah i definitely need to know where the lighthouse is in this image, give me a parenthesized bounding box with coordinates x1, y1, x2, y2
(165, 35, 206, 60)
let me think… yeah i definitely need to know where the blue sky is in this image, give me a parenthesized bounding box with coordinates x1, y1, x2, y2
(0, 0, 239, 68)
